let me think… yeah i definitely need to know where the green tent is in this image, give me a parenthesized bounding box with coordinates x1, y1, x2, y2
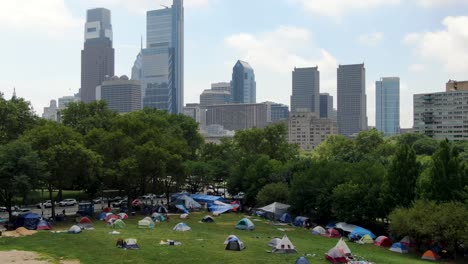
(112, 219, 126, 229)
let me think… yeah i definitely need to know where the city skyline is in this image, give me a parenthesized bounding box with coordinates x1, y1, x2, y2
(1, 1, 468, 128)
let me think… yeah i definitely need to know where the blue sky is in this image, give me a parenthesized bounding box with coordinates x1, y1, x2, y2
(1, 0, 468, 128)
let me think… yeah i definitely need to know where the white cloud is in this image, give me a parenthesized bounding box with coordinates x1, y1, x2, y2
(408, 64, 425, 72)
(404, 16, 468, 73)
(87, 0, 212, 14)
(357, 32, 384, 47)
(0, 0, 81, 35)
(417, 0, 468, 8)
(224, 26, 338, 106)
(292, 0, 400, 18)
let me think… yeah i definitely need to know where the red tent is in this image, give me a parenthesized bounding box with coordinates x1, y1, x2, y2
(374, 236, 392, 247)
(79, 216, 93, 224)
(106, 214, 119, 223)
(325, 246, 347, 263)
(103, 207, 112, 213)
(322, 228, 341, 238)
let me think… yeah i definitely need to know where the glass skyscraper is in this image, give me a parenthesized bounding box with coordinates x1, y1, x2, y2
(135, 0, 184, 114)
(291, 67, 320, 113)
(231, 60, 256, 104)
(337, 64, 368, 137)
(376, 77, 400, 136)
(81, 8, 114, 103)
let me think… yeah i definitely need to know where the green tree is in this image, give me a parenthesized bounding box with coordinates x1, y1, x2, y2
(61, 101, 117, 135)
(256, 182, 289, 206)
(313, 135, 356, 162)
(0, 93, 37, 144)
(413, 137, 439, 156)
(0, 140, 43, 221)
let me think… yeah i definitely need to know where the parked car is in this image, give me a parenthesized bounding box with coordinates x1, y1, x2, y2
(58, 199, 77, 207)
(12, 208, 32, 216)
(109, 196, 122, 202)
(36, 200, 55, 208)
(92, 197, 108, 204)
(233, 192, 245, 200)
(112, 199, 128, 208)
(132, 199, 143, 207)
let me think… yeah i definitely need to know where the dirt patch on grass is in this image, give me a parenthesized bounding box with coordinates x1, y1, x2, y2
(0, 250, 80, 264)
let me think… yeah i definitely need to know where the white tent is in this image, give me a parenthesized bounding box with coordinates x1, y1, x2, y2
(272, 234, 297, 254)
(335, 222, 358, 233)
(336, 238, 352, 255)
(173, 222, 191, 232)
(68, 225, 82, 234)
(258, 202, 290, 220)
(311, 226, 326, 235)
(268, 237, 282, 248)
(224, 235, 239, 245)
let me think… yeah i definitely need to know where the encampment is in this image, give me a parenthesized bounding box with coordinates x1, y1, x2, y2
(322, 228, 341, 238)
(348, 226, 376, 240)
(311, 226, 326, 235)
(118, 213, 128, 219)
(173, 222, 191, 231)
(138, 219, 154, 229)
(18, 213, 41, 230)
(124, 238, 140, 250)
(325, 246, 347, 263)
(111, 219, 126, 229)
(293, 216, 308, 227)
(336, 238, 351, 256)
(295, 257, 310, 264)
(235, 218, 255, 230)
(400, 236, 412, 248)
(421, 250, 439, 261)
(357, 234, 374, 244)
(36, 219, 51, 231)
(225, 236, 245, 251)
(68, 225, 82, 234)
(173, 195, 201, 210)
(389, 242, 408, 254)
(272, 234, 297, 254)
(201, 215, 214, 223)
(78, 217, 93, 229)
(257, 202, 291, 220)
(268, 237, 281, 248)
(106, 214, 119, 223)
(374, 236, 392, 247)
(279, 213, 292, 223)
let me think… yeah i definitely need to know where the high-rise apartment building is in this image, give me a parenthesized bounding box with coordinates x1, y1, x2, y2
(414, 85, 468, 141)
(206, 103, 269, 131)
(291, 67, 320, 113)
(337, 64, 368, 137)
(319, 93, 333, 119)
(288, 112, 337, 151)
(231, 60, 256, 104)
(135, 0, 184, 114)
(81, 8, 114, 103)
(376, 77, 400, 137)
(200, 90, 231, 108)
(446, 80, 468, 91)
(98, 76, 142, 113)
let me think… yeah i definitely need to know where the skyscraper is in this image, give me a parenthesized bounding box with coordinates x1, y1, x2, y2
(319, 93, 333, 119)
(231, 60, 256, 104)
(337, 64, 367, 137)
(138, 0, 184, 114)
(81, 8, 114, 103)
(98, 76, 142, 113)
(376, 77, 400, 136)
(291, 67, 320, 113)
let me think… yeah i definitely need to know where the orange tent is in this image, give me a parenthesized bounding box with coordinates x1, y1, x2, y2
(421, 250, 439, 261)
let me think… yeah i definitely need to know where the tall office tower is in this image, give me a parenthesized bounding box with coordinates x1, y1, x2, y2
(319, 93, 333, 119)
(291, 67, 320, 113)
(337, 64, 368, 137)
(98, 76, 142, 113)
(206, 103, 269, 131)
(140, 0, 184, 114)
(42, 100, 59, 121)
(376, 77, 400, 137)
(231, 60, 256, 104)
(81, 8, 114, 103)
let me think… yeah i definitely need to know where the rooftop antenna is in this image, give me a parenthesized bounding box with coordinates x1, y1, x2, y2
(12, 87, 16, 98)
(161, 4, 169, 8)
(140, 35, 143, 50)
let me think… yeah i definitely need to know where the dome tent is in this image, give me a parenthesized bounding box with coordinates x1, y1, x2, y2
(374, 236, 392, 247)
(225, 236, 245, 251)
(271, 235, 297, 254)
(235, 218, 255, 230)
(389, 242, 408, 254)
(68, 225, 82, 234)
(173, 222, 191, 232)
(311, 226, 326, 235)
(201, 215, 214, 223)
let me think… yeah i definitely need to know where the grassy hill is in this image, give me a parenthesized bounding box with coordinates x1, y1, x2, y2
(0, 212, 434, 264)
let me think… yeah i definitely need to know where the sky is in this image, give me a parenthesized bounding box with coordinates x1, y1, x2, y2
(1, 0, 468, 128)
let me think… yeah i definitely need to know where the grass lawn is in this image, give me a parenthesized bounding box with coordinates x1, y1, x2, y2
(0, 212, 434, 264)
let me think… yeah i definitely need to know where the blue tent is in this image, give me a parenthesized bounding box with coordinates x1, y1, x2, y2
(208, 204, 233, 214)
(97, 212, 107, 221)
(190, 194, 226, 204)
(293, 216, 308, 227)
(348, 227, 376, 240)
(295, 257, 310, 264)
(175, 204, 189, 214)
(20, 213, 41, 230)
(279, 213, 292, 223)
(389, 242, 408, 253)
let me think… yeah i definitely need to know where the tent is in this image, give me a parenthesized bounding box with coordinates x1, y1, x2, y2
(180, 213, 189, 219)
(224, 235, 239, 244)
(173, 222, 191, 232)
(97, 212, 107, 221)
(272, 234, 297, 254)
(295, 257, 310, 264)
(68, 225, 82, 234)
(124, 238, 140, 250)
(336, 238, 351, 256)
(400, 236, 412, 248)
(20, 213, 41, 230)
(231, 201, 240, 212)
(279, 213, 292, 223)
(155, 205, 168, 214)
(374, 236, 392, 247)
(138, 219, 154, 229)
(208, 204, 233, 215)
(175, 204, 189, 214)
(111, 219, 126, 229)
(106, 214, 119, 223)
(190, 194, 226, 204)
(174, 195, 201, 210)
(118, 213, 128, 219)
(258, 202, 291, 220)
(293, 216, 308, 227)
(335, 222, 358, 233)
(268, 237, 281, 248)
(225, 236, 245, 251)
(358, 234, 374, 244)
(325, 246, 347, 263)
(201, 215, 214, 223)
(311, 226, 326, 235)
(79, 217, 93, 228)
(348, 227, 376, 240)
(322, 228, 341, 238)
(36, 219, 51, 231)
(421, 250, 439, 261)
(152, 213, 166, 222)
(389, 242, 408, 254)
(235, 218, 255, 230)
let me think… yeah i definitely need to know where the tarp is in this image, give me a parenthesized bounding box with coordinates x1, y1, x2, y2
(325, 246, 347, 263)
(295, 257, 310, 264)
(349, 227, 376, 240)
(36, 219, 51, 230)
(155, 205, 168, 214)
(235, 218, 255, 230)
(175, 204, 189, 214)
(389, 242, 408, 254)
(374, 236, 392, 247)
(421, 250, 439, 261)
(208, 204, 233, 215)
(272, 234, 297, 254)
(173, 222, 191, 231)
(174, 195, 201, 210)
(311, 226, 326, 235)
(258, 202, 291, 220)
(293, 216, 308, 227)
(190, 194, 226, 204)
(335, 222, 358, 233)
(68, 225, 82, 234)
(279, 213, 292, 223)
